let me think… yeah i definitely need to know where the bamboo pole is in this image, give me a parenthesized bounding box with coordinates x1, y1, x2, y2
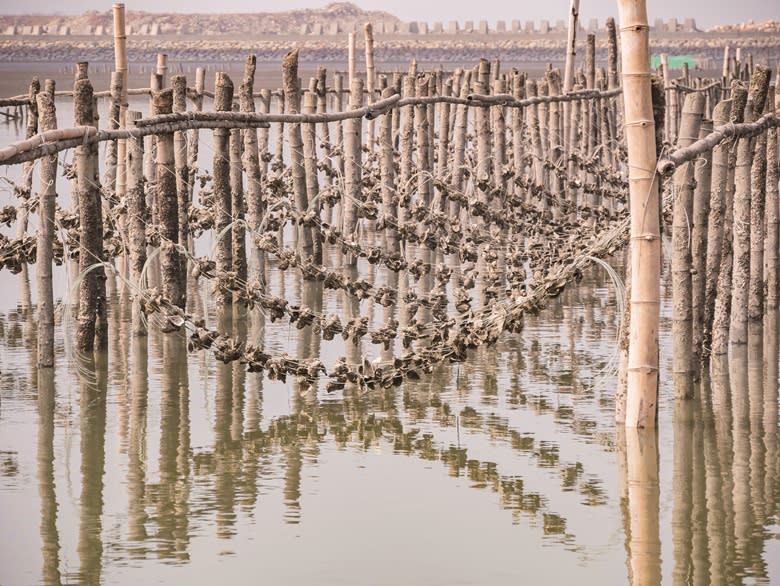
(283, 49, 313, 258)
(347, 32, 356, 88)
(450, 80, 470, 218)
(398, 74, 415, 230)
(213, 72, 234, 306)
(618, 0, 661, 427)
(562, 0, 579, 155)
(691, 118, 713, 369)
(671, 91, 704, 399)
(525, 79, 546, 214)
(364, 22, 375, 149)
(74, 73, 107, 352)
(36, 85, 56, 368)
(112, 3, 128, 233)
(156, 53, 168, 87)
(126, 111, 147, 336)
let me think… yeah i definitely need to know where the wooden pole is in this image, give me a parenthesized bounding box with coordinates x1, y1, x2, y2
(112, 3, 128, 236)
(379, 86, 399, 253)
(186, 67, 205, 212)
(730, 66, 771, 344)
(691, 118, 713, 369)
(171, 75, 189, 301)
(302, 83, 322, 265)
(766, 87, 779, 310)
(618, 0, 661, 427)
(240, 56, 266, 283)
(282, 49, 313, 258)
(671, 91, 704, 399)
(36, 84, 56, 367)
(230, 103, 247, 284)
(126, 111, 147, 336)
(17, 78, 39, 239)
(563, 0, 579, 156)
(415, 74, 432, 206)
(701, 99, 732, 359)
(74, 72, 107, 352)
(213, 72, 233, 306)
(436, 78, 452, 212)
(342, 77, 364, 265)
(152, 88, 184, 310)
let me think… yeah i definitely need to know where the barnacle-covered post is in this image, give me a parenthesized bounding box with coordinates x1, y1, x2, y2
(283, 49, 314, 259)
(617, 0, 661, 427)
(213, 72, 234, 306)
(671, 91, 704, 399)
(74, 68, 108, 352)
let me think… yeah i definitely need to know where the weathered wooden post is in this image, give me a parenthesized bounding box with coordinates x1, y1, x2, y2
(701, 99, 732, 359)
(451, 80, 470, 218)
(342, 77, 364, 265)
(186, 67, 205, 210)
(17, 78, 39, 239)
(748, 74, 771, 321)
(436, 78, 452, 212)
(398, 73, 415, 229)
(671, 91, 704, 399)
(74, 69, 107, 352)
(766, 87, 779, 311)
(691, 118, 713, 368)
(546, 70, 563, 218)
(283, 49, 313, 258)
(474, 59, 492, 211)
(415, 74, 432, 206)
(213, 72, 234, 306)
(36, 84, 56, 367)
(229, 103, 247, 284)
(712, 85, 747, 356)
(302, 82, 322, 265)
(379, 86, 399, 253)
(171, 75, 189, 298)
(240, 56, 265, 282)
(730, 66, 771, 344)
(126, 111, 147, 335)
(617, 0, 661, 427)
(152, 88, 185, 310)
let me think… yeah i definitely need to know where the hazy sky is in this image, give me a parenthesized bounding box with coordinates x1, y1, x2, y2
(1, 0, 778, 29)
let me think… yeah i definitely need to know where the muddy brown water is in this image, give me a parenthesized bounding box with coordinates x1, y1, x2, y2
(0, 64, 778, 585)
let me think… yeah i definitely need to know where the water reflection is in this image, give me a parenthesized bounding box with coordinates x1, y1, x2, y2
(0, 273, 774, 584)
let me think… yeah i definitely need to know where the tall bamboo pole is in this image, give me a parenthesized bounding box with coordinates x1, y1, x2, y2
(618, 0, 661, 427)
(112, 3, 128, 236)
(671, 91, 704, 399)
(36, 85, 56, 367)
(364, 22, 375, 149)
(171, 75, 189, 301)
(563, 0, 580, 156)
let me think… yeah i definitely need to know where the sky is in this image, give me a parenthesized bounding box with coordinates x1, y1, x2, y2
(0, 0, 777, 29)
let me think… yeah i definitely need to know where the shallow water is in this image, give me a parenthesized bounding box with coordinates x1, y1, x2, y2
(0, 256, 778, 585)
(1, 68, 779, 586)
